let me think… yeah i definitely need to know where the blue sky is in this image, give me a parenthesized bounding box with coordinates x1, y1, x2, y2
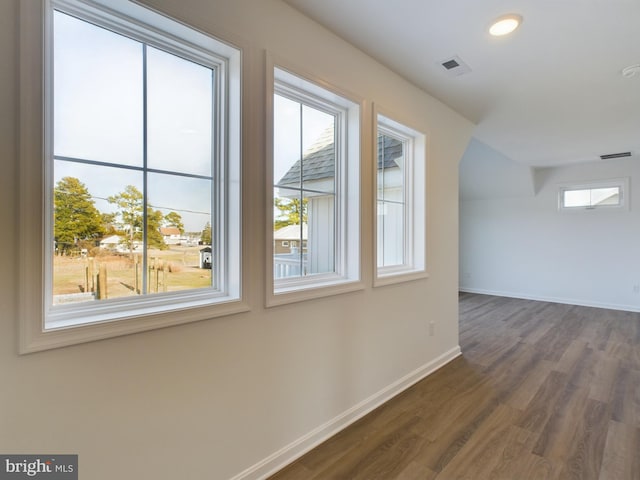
(54, 11, 212, 232)
(54, 10, 333, 233)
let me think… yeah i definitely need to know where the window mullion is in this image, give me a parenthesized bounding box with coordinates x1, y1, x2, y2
(333, 115, 340, 274)
(142, 43, 149, 295)
(210, 70, 217, 290)
(380, 135, 386, 265)
(298, 103, 305, 275)
(404, 140, 412, 266)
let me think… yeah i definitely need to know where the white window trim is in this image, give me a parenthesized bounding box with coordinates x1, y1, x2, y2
(557, 178, 629, 213)
(374, 106, 428, 287)
(19, 0, 247, 354)
(265, 57, 363, 307)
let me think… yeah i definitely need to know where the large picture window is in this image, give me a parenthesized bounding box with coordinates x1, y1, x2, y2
(269, 66, 361, 304)
(19, 0, 243, 352)
(52, 11, 215, 302)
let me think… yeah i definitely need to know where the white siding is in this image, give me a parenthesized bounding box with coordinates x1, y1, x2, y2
(308, 195, 334, 274)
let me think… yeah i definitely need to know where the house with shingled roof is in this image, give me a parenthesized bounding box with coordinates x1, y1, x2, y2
(160, 226, 182, 245)
(274, 127, 404, 277)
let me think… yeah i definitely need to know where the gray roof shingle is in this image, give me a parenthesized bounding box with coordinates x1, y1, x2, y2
(277, 129, 402, 187)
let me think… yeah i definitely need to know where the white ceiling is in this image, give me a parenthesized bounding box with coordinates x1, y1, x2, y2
(283, 0, 640, 167)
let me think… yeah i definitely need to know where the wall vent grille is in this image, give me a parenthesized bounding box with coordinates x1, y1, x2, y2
(600, 152, 632, 160)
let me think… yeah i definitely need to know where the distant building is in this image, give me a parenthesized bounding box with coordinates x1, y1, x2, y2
(199, 247, 212, 269)
(99, 235, 141, 253)
(99, 235, 122, 251)
(160, 227, 182, 245)
(273, 224, 307, 254)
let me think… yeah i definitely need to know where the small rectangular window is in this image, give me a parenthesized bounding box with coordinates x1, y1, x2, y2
(562, 187, 620, 208)
(558, 179, 628, 211)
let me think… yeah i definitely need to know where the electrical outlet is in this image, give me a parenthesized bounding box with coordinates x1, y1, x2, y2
(429, 321, 435, 336)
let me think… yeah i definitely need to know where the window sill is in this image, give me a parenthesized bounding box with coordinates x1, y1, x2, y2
(374, 269, 429, 288)
(21, 297, 250, 354)
(267, 279, 365, 307)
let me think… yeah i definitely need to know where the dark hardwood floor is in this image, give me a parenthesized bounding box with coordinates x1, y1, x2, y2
(269, 293, 640, 479)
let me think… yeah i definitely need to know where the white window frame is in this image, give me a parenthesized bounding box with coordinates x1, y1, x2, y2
(558, 178, 629, 212)
(266, 61, 363, 306)
(19, 0, 246, 353)
(374, 108, 427, 286)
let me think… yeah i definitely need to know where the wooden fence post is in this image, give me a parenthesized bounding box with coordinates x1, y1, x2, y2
(98, 263, 108, 299)
(155, 257, 159, 293)
(162, 261, 167, 292)
(89, 258, 95, 293)
(135, 255, 140, 294)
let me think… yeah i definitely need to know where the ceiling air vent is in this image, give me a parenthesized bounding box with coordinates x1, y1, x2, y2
(600, 152, 632, 160)
(439, 55, 472, 77)
(442, 59, 460, 70)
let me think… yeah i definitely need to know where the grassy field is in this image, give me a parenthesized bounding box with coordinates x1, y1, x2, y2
(53, 245, 212, 303)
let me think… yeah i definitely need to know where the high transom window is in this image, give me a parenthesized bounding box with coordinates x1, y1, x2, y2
(558, 178, 628, 212)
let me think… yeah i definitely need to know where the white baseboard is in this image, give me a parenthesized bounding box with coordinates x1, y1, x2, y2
(229, 346, 462, 480)
(459, 287, 640, 313)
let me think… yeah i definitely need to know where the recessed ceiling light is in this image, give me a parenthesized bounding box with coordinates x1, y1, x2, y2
(489, 14, 522, 36)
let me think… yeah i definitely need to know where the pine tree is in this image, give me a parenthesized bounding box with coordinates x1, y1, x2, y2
(274, 197, 308, 230)
(201, 221, 212, 245)
(147, 208, 168, 250)
(108, 185, 167, 254)
(164, 211, 185, 234)
(54, 176, 104, 253)
(108, 185, 143, 255)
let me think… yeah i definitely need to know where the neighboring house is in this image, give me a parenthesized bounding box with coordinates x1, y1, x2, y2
(99, 235, 141, 253)
(99, 235, 122, 251)
(160, 227, 182, 245)
(273, 223, 308, 254)
(182, 234, 201, 247)
(275, 129, 403, 274)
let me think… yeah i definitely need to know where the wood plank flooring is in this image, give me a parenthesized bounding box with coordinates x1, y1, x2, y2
(268, 293, 640, 479)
